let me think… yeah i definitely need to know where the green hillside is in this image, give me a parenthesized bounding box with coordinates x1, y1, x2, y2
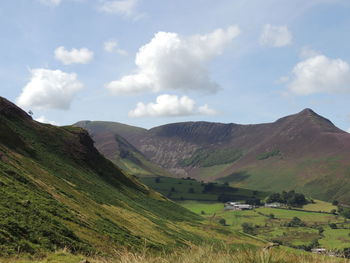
(0, 97, 244, 256)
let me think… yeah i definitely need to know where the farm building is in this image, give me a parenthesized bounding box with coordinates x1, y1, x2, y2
(265, 202, 281, 208)
(311, 248, 326, 254)
(224, 202, 253, 211)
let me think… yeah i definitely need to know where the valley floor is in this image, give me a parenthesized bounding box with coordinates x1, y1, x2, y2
(180, 201, 350, 251)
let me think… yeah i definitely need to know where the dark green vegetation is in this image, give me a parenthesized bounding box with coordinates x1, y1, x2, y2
(257, 150, 281, 160)
(266, 190, 308, 207)
(140, 176, 268, 202)
(182, 200, 350, 252)
(179, 148, 243, 167)
(77, 109, 350, 204)
(0, 97, 247, 257)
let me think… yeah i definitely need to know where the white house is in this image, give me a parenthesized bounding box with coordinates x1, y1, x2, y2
(265, 203, 281, 208)
(311, 248, 326, 254)
(224, 202, 253, 211)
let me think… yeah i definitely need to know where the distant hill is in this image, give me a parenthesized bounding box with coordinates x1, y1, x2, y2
(75, 121, 173, 177)
(0, 97, 233, 256)
(76, 109, 350, 203)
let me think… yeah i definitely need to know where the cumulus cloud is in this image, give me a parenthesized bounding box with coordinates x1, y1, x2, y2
(104, 40, 128, 55)
(106, 26, 240, 95)
(16, 69, 84, 110)
(260, 24, 292, 47)
(128, 94, 217, 118)
(38, 0, 61, 6)
(286, 55, 350, 95)
(54, 46, 94, 65)
(35, 116, 59, 126)
(99, 0, 140, 18)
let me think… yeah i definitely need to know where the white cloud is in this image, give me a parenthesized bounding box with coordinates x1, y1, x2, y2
(99, 0, 140, 18)
(54, 46, 94, 65)
(260, 24, 292, 47)
(299, 46, 321, 59)
(286, 55, 350, 95)
(347, 128, 350, 133)
(35, 116, 59, 126)
(104, 40, 128, 55)
(106, 25, 240, 95)
(16, 69, 84, 110)
(128, 94, 217, 118)
(38, 0, 61, 6)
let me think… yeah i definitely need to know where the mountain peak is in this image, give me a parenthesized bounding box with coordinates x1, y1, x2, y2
(299, 108, 317, 115)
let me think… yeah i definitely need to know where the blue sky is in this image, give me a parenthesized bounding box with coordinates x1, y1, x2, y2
(1, 0, 350, 131)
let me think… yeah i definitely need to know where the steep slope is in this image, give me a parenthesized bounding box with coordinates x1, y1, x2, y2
(0, 97, 231, 256)
(75, 121, 172, 177)
(77, 109, 350, 203)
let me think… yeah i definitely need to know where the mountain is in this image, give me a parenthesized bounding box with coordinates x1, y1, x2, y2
(76, 109, 350, 203)
(75, 121, 173, 177)
(0, 97, 234, 256)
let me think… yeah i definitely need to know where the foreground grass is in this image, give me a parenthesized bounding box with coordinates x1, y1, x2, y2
(3, 245, 350, 263)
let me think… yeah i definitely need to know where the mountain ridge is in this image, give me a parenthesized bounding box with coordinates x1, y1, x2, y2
(75, 108, 350, 203)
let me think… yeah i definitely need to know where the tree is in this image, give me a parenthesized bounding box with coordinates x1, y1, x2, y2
(317, 226, 324, 235)
(269, 213, 275, 219)
(332, 200, 339, 206)
(287, 217, 305, 227)
(170, 187, 176, 192)
(219, 218, 226, 226)
(188, 187, 194, 193)
(329, 223, 337, 229)
(155, 178, 161, 183)
(340, 208, 350, 219)
(242, 223, 255, 235)
(266, 193, 282, 203)
(266, 190, 307, 207)
(246, 197, 261, 206)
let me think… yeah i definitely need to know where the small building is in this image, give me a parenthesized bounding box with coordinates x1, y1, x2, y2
(224, 202, 253, 211)
(265, 202, 281, 208)
(225, 201, 242, 206)
(311, 248, 326, 254)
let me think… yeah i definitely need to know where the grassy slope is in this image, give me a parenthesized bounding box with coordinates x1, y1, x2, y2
(0, 99, 258, 256)
(221, 156, 350, 203)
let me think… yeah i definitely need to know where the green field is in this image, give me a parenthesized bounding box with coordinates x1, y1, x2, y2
(303, 200, 338, 213)
(140, 176, 268, 201)
(180, 200, 350, 252)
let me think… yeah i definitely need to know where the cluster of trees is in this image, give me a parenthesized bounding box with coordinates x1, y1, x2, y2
(285, 217, 306, 227)
(266, 190, 308, 207)
(241, 222, 257, 235)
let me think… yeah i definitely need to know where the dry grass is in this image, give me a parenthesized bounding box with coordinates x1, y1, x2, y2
(4, 245, 350, 263)
(87, 245, 350, 263)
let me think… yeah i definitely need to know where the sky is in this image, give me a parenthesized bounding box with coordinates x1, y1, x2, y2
(1, 0, 350, 131)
